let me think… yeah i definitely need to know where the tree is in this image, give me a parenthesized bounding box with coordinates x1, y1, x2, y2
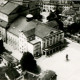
(55, 5, 63, 19)
(20, 52, 38, 73)
(55, 18, 64, 30)
(67, 22, 80, 34)
(47, 11, 56, 21)
(55, 5, 63, 15)
(0, 39, 4, 54)
(33, 12, 42, 21)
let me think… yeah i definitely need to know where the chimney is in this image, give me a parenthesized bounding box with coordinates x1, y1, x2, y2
(26, 14, 33, 22)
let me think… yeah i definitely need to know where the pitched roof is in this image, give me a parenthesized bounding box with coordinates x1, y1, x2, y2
(65, 9, 75, 15)
(8, 16, 37, 37)
(6, 67, 20, 80)
(8, 16, 59, 38)
(0, 67, 7, 80)
(0, 2, 19, 15)
(35, 23, 53, 38)
(46, 20, 59, 28)
(39, 70, 56, 80)
(23, 28, 35, 38)
(76, 11, 80, 15)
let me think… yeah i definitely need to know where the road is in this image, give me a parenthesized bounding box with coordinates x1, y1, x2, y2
(37, 39, 80, 80)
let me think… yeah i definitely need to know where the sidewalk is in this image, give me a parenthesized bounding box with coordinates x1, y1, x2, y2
(3, 43, 23, 61)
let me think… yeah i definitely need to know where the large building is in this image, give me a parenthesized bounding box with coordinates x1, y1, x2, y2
(0, 2, 20, 42)
(0, 1, 40, 42)
(6, 15, 64, 56)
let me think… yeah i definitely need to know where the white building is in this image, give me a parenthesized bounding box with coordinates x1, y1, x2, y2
(2, 14, 64, 56)
(43, 2, 56, 12)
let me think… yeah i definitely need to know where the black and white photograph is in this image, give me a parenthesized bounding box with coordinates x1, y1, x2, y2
(0, 0, 80, 80)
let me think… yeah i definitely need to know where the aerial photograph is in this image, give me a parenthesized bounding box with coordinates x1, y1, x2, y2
(0, 0, 80, 80)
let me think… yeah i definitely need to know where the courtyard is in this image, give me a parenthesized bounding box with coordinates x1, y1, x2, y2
(37, 39, 80, 80)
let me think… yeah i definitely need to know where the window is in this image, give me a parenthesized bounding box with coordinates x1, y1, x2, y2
(43, 42, 45, 48)
(47, 40, 49, 46)
(50, 37, 52, 45)
(60, 34, 63, 39)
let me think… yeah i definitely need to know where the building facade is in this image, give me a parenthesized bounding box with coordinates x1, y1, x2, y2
(43, 3, 56, 12)
(18, 18, 64, 56)
(7, 31, 19, 50)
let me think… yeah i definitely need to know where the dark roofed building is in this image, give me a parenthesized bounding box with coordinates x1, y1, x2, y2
(0, 19, 8, 42)
(5, 67, 20, 80)
(46, 20, 59, 29)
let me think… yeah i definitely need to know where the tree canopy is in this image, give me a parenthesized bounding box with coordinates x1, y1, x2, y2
(20, 52, 38, 73)
(47, 11, 56, 21)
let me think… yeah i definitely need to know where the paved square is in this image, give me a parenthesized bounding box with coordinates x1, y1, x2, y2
(37, 39, 80, 80)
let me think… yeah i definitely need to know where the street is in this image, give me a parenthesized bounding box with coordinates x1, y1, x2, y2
(37, 39, 80, 80)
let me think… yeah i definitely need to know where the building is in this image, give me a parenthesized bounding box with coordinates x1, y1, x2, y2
(6, 15, 64, 56)
(0, 1, 41, 43)
(38, 70, 57, 80)
(19, 20, 64, 56)
(17, 70, 57, 80)
(43, 1, 56, 12)
(75, 11, 80, 22)
(0, 2, 20, 42)
(0, 2, 19, 23)
(5, 67, 20, 80)
(0, 19, 8, 42)
(0, 67, 7, 80)
(62, 8, 76, 24)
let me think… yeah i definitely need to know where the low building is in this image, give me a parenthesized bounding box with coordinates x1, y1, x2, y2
(0, 2, 19, 23)
(73, 4, 80, 11)
(5, 67, 20, 80)
(0, 1, 40, 43)
(38, 70, 57, 80)
(43, 2, 56, 12)
(0, 2, 20, 42)
(19, 70, 57, 80)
